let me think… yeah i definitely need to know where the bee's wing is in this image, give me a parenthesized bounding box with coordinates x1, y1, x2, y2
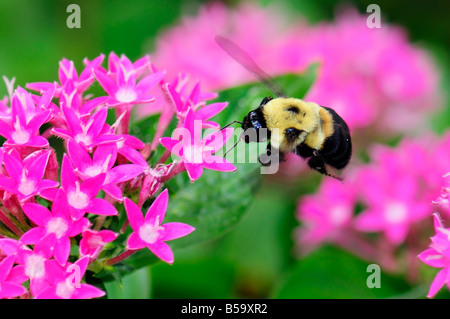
(215, 35, 286, 98)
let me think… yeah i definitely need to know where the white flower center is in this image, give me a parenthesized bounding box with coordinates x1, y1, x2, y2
(46, 217, 69, 239)
(385, 202, 407, 224)
(115, 87, 137, 103)
(183, 144, 204, 164)
(329, 205, 349, 226)
(74, 133, 92, 147)
(25, 254, 46, 280)
(11, 117, 30, 144)
(139, 218, 164, 244)
(56, 280, 75, 299)
(84, 165, 103, 177)
(18, 172, 37, 196)
(67, 182, 90, 210)
(87, 234, 103, 248)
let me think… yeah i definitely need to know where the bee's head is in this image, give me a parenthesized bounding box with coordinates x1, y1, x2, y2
(241, 97, 272, 143)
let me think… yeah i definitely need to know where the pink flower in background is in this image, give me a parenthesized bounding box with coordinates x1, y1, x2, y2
(124, 189, 195, 264)
(418, 214, 450, 298)
(353, 140, 436, 244)
(296, 178, 356, 253)
(433, 173, 450, 216)
(152, 2, 291, 91)
(151, 3, 441, 133)
(354, 165, 431, 244)
(160, 108, 236, 182)
(0, 255, 27, 298)
(301, 10, 440, 132)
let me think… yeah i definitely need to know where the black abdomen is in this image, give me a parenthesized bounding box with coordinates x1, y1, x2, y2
(294, 107, 351, 171)
(318, 107, 352, 169)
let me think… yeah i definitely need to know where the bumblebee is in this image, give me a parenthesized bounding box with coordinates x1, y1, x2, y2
(241, 96, 352, 179)
(216, 36, 352, 180)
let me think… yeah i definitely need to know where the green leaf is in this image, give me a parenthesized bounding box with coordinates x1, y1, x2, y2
(104, 266, 152, 299)
(212, 63, 318, 126)
(150, 253, 236, 299)
(272, 245, 411, 299)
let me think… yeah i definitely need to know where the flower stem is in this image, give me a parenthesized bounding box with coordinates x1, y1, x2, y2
(105, 249, 137, 266)
(160, 161, 185, 183)
(157, 149, 172, 165)
(0, 209, 23, 238)
(94, 215, 107, 231)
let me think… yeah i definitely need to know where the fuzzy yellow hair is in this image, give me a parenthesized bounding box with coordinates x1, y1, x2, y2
(262, 97, 334, 152)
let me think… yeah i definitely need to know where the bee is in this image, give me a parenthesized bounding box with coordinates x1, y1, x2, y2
(216, 36, 352, 180)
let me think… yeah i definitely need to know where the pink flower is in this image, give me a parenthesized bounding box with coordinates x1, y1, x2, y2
(61, 154, 118, 220)
(160, 108, 236, 182)
(151, 3, 441, 133)
(27, 55, 105, 97)
(3, 237, 54, 296)
(165, 77, 226, 129)
(151, 2, 287, 91)
(0, 88, 50, 148)
(106, 52, 150, 80)
(115, 133, 148, 166)
(67, 139, 145, 200)
(93, 54, 164, 107)
(354, 162, 431, 245)
(0, 150, 59, 201)
(21, 189, 90, 265)
(0, 255, 27, 298)
(79, 229, 118, 260)
(296, 178, 356, 253)
(34, 257, 105, 299)
(52, 107, 121, 151)
(124, 189, 195, 264)
(418, 213, 450, 298)
(433, 173, 450, 216)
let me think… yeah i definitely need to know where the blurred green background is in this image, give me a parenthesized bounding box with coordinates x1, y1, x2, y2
(1, 0, 448, 298)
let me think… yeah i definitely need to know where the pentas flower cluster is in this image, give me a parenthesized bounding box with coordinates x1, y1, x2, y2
(295, 134, 450, 296)
(0, 52, 235, 298)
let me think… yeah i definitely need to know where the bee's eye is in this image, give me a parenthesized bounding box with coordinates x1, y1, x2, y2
(285, 127, 301, 142)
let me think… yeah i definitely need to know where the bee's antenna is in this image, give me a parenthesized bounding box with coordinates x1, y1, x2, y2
(223, 133, 243, 158)
(215, 35, 286, 98)
(221, 120, 243, 130)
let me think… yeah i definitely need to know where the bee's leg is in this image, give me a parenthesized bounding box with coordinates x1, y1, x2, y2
(308, 151, 343, 181)
(259, 143, 284, 166)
